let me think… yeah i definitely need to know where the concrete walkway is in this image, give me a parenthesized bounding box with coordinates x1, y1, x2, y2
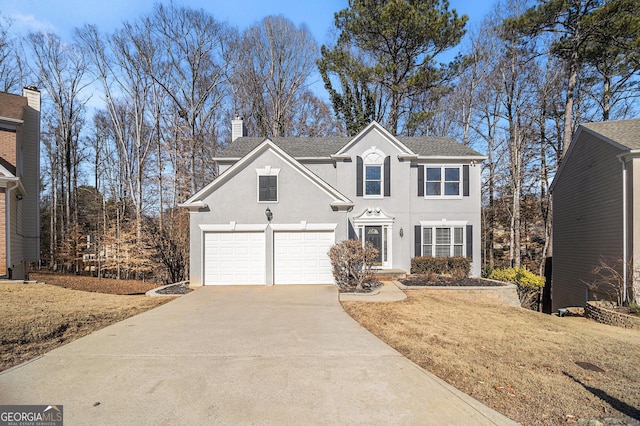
(0, 286, 518, 425)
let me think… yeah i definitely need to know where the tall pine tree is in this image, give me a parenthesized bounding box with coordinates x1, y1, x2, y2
(318, 0, 467, 135)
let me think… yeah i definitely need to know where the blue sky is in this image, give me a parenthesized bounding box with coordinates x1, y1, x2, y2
(2, 0, 496, 105)
(2, 0, 495, 48)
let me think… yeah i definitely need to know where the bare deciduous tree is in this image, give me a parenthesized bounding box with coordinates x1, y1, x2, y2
(233, 15, 319, 137)
(0, 16, 21, 92)
(25, 32, 90, 271)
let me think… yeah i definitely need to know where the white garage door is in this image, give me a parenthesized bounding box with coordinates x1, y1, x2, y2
(274, 231, 335, 284)
(204, 232, 265, 285)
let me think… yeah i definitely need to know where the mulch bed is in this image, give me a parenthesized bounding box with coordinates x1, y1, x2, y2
(31, 272, 161, 295)
(156, 282, 193, 295)
(400, 275, 504, 287)
(338, 281, 383, 293)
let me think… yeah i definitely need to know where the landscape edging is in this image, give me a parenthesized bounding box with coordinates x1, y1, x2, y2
(395, 280, 520, 307)
(585, 301, 640, 329)
(146, 280, 190, 297)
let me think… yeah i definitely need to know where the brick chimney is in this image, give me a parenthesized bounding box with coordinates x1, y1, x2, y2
(231, 116, 246, 142)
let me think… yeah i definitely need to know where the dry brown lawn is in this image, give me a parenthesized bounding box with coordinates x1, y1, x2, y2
(342, 291, 640, 426)
(0, 281, 172, 372)
(30, 272, 161, 294)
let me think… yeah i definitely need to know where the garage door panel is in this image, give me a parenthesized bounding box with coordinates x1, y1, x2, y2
(274, 231, 335, 285)
(204, 231, 265, 285)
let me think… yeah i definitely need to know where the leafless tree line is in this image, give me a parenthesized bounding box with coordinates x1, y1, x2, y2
(0, 6, 335, 282)
(0, 0, 638, 281)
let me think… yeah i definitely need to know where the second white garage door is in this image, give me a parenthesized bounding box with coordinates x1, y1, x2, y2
(274, 231, 335, 284)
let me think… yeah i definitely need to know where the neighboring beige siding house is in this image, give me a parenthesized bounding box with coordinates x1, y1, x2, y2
(551, 118, 640, 311)
(0, 88, 40, 280)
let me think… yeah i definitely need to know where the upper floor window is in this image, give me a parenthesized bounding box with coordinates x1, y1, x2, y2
(258, 176, 277, 202)
(426, 166, 460, 196)
(256, 166, 280, 202)
(418, 164, 469, 198)
(365, 165, 382, 196)
(357, 147, 390, 198)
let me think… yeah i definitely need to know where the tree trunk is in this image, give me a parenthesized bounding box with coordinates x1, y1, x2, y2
(562, 51, 578, 159)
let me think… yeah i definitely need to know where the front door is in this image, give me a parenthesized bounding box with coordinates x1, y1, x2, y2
(365, 226, 383, 265)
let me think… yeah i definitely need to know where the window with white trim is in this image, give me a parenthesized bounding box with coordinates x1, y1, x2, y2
(360, 147, 386, 198)
(256, 166, 280, 202)
(258, 176, 277, 201)
(425, 166, 461, 197)
(422, 225, 465, 257)
(365, 165, 382, 196)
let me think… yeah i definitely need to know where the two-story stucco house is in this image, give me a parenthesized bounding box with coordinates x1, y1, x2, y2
(0, 87, 41, 280)
(181, 120, 485, 286)
(551, 118, 640, 310)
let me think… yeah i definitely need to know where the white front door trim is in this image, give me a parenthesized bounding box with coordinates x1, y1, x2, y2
(352, 208, 394, 269)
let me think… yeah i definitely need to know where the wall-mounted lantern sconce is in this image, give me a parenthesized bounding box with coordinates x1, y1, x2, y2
(399, 227, 404, 238)
(265, 207, 273, 222)
(16, 194, 23, 201)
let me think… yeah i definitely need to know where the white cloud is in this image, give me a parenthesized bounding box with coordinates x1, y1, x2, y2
(9, 13, 56, 34)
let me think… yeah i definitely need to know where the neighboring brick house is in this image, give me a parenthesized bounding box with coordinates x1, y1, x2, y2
(0, 87, 40, 280)
(551, 118, 640, 310)
(181, 120, 485, 286)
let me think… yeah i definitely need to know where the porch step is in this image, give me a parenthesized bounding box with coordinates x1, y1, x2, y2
(373, 269, 407, 280)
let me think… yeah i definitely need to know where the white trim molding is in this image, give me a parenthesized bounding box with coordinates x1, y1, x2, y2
(199, 223, 269, 232)
(269, 222, 338, 232)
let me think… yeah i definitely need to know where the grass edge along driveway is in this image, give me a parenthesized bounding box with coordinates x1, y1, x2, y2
(342, 291, 640, 426)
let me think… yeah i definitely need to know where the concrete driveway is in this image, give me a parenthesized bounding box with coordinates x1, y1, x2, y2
(0, 285, 517, 425)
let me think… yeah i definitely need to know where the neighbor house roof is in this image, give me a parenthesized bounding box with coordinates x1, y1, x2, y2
(218, 135, 484, 159)
(581, 118, 640, 150)
(0, 92, 27, 122)
(550, 118, 640, 193)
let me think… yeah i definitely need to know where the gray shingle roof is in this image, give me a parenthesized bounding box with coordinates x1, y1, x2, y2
(582, 118, 640, 150)
(218, 136, 484, 158)
(400, 137, 484, 157)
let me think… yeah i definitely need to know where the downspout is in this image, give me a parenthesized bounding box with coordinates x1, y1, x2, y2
(618, 154, 628, 304)
(5, 181, 18, 278)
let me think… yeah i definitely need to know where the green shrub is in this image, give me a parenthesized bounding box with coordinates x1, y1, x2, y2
(481, 265, 494, 279)
(411, 256, 470, 278)
(488, 266, 544, 289)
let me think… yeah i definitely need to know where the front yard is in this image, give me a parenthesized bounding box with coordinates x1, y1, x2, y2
(342, 291, 640, 426)
(2, 274, 639, 425)
(0, 277, 171, 372)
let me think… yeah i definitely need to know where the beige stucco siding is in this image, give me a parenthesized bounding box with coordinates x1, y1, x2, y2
(552, 132, 624, 310)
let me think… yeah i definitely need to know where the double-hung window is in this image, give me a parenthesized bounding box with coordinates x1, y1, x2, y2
(425, 166, 461, 197)
(365, 165, 382, 196)
(422, 225, 465, 257)
(357, 148, 390, 198)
